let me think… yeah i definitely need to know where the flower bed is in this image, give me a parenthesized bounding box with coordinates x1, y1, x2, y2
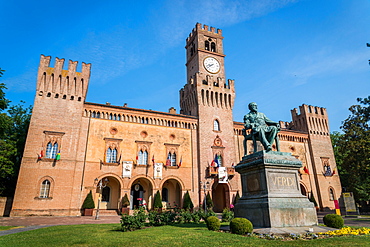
(318, 226, 370, 236)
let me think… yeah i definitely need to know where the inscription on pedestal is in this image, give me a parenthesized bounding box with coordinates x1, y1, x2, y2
(268, 172, 298, 192)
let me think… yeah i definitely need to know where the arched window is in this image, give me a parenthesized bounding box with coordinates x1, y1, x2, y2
(213, 120, 220, 131)
(205, 40, 210, 51)
(40, 180, 50, 198)
(211, 42, 216, 52)
(106, 148, 117, 163)
(329, 188, 335, 201)
(46, 142, 58, 159)
(138, 150, 148, 165)
(162, 188, 168, 202)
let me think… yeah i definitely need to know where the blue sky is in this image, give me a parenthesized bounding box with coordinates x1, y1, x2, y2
(1, 0, 369, 132)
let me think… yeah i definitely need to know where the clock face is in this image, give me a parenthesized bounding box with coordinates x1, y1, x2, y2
(203, 57, 220, 73)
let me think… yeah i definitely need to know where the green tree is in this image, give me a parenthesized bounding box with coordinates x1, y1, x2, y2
(206, 192, 213, 210)
(153, 191, 162, 209)
(331, 131, 350, 193)
(82, 191, 95, 209)
(0, 69, 32, 196)
(182, 191, 194, 210)
(336, 96, 370, 203)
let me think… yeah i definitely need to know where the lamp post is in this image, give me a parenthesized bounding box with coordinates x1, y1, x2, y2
(200, 181, 210, 214)
(94, 177, 109, 220)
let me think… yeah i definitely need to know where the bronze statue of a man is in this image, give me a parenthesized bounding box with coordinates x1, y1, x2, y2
(243, 102, 280, 154)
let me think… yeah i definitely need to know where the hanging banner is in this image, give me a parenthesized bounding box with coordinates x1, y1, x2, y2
(154, 163, 163, 179)
(218, 166, 228, 183)
(122, 161, 133, 178)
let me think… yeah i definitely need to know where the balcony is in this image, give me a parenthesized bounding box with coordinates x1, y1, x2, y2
(206, 167, 235, 178)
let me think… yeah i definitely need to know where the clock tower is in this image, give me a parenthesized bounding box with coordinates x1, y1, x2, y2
(180, 23, 238, 211)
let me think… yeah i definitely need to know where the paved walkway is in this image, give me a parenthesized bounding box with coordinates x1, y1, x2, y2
(0, 213, 369, 236)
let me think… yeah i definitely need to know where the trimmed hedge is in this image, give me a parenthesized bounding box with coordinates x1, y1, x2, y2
(230, 217, 253, 235)
(82, 191, 95, 209)
(153, 191, 162, 209)
(206, 216, 220, 231)
(206, 192, 213, 209)
(323, 214, 344, 229)
(183, 191, 194, 210)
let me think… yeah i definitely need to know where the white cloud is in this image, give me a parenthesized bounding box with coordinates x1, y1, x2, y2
(287, 48, 368, 86)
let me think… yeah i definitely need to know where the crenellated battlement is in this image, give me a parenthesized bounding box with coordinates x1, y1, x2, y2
(186, 23, 222, 42)
(291, 104, 330, 136)
(291, 104, 327, 117)
(36, 55, 91, 101)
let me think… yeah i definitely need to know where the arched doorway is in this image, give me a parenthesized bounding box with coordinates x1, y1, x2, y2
(212, 182, 230, 212)
(162, 179, 182, 209)
(130, 178, 153, 210)
(95, 176, 121, 210)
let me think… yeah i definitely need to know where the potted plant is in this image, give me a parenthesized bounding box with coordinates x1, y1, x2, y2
(82, 190, 95, 216)
(121, 193, 130, 215)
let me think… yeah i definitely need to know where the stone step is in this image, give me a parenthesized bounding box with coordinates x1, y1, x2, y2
(95, 209, 120, 216)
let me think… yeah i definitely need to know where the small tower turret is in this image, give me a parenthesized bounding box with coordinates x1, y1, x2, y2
(290, 104, 341, 210)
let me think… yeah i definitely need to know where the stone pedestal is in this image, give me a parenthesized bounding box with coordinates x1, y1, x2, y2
(234, 151, 317, 228)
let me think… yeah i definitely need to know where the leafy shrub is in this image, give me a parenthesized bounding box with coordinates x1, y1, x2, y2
(82, 191, 95, 209)
(120, 207, 147, 231)
(120, 214, 141, 231)
(230, 217, 253, 235)
(206, 216, 220, 231)
(222, 208, 234, 222)
(323, 214, 344, 229)
(191, 211, 200, 223)
(153, 191, 162, 209)
(205, 209, 216, 220)
(181, 209, 193, 223)
(133, 207, 147, 224)
(162, 210, 177, 224)
(120, 209, 145, 232)
(148, 210, 166, 226)
(183, 191, 194, 210)
(196, 209, 206, 221)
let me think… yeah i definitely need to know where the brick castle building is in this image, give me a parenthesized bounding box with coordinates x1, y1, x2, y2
(11, 23, 341, 216)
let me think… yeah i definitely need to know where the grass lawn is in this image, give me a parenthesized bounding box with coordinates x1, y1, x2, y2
(0, 226, 20, 231)
(0, 223, 369, 247)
